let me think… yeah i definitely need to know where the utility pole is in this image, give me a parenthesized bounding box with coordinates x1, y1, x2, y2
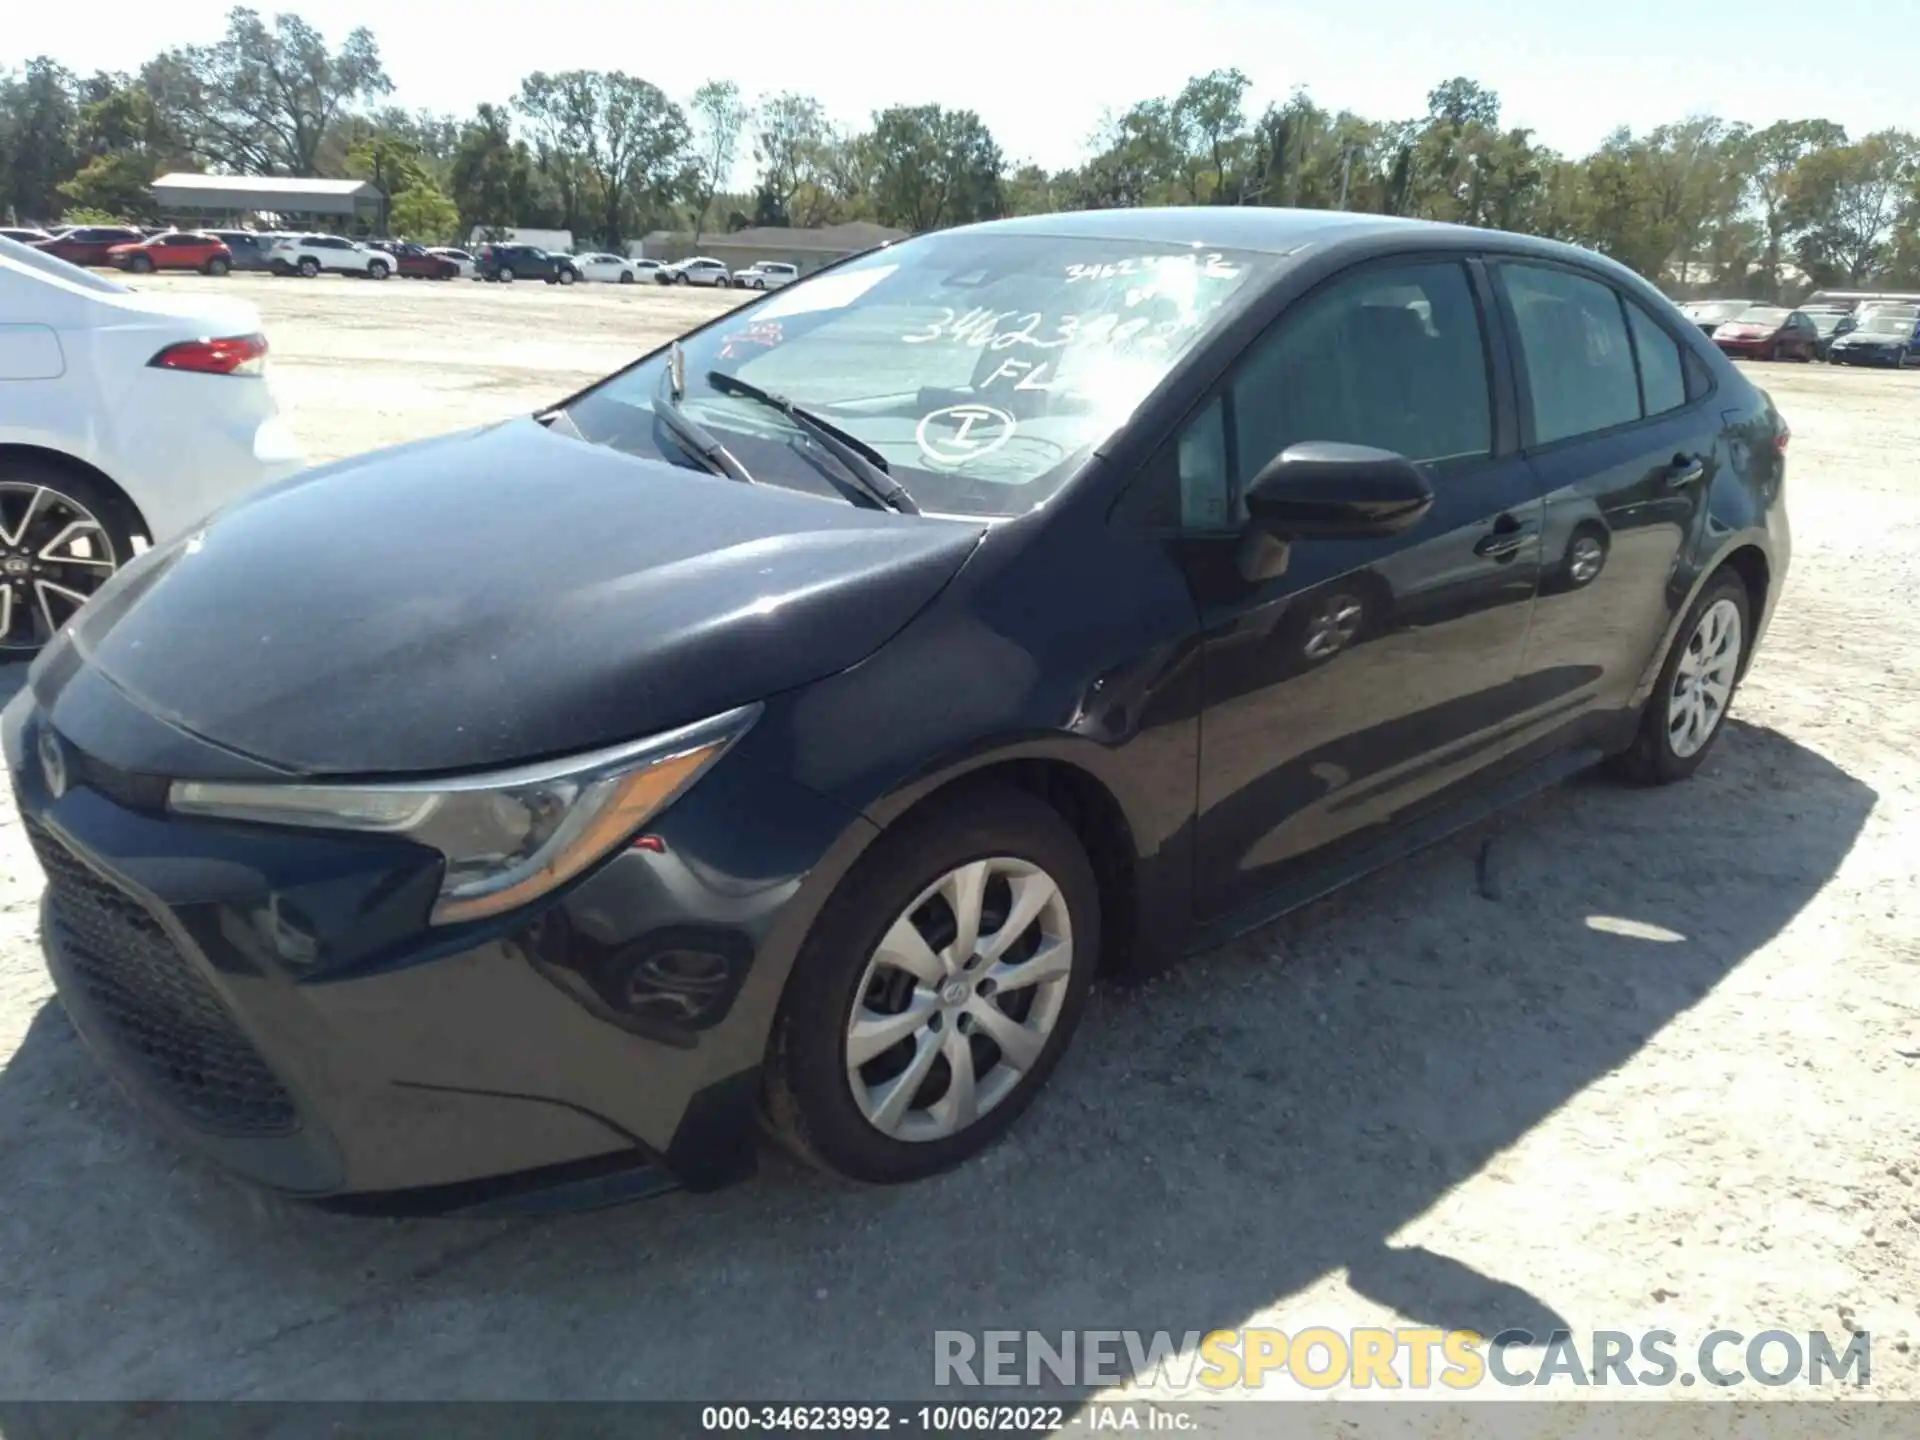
(1338, 148, 1354, 210)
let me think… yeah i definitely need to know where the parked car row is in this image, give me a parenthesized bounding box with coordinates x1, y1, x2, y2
(3, 224, 811, 295)
(1684, 297, 1920, 368)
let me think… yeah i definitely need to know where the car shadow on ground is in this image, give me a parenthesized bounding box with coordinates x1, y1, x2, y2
(0, 718, 1876, 1401)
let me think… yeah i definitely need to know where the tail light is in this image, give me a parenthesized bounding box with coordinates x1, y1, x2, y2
(149, 333, 269, 376)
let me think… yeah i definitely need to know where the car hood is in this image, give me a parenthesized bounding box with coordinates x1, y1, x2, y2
(45, 419, 986, 778)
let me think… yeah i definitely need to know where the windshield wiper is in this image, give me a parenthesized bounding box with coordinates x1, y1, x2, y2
(654, 358, 754, 484)
(706, 370, 918, 515)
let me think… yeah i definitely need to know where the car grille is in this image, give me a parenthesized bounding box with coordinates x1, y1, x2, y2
(27, 817, 297, 1138)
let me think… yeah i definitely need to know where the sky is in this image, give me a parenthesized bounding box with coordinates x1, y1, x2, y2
(11, 0, 1920, 175)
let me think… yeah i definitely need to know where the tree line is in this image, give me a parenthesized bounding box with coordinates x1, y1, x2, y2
(4, 6, 1918, 297)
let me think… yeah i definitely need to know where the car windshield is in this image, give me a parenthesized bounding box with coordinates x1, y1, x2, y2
(561, 231, 1274, 518)
(1858, 312, 1916, 335)
(1734, 306, 1790, 325)
(1688, 301, 1749, 322)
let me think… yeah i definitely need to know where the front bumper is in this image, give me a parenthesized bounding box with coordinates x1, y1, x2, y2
(6, 684, 871, 1211)
(1830, 346, 1903, 365)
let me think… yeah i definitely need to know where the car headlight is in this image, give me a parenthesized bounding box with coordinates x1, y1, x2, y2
(167, 705, 758, 925)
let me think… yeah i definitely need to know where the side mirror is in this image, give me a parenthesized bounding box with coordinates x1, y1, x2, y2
(1243, 441, 1435, 539)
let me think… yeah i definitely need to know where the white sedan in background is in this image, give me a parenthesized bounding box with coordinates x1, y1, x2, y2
(429, 247, 478, 279)
(572, 252, 643, 284)
(733, 261, 799, 290)
(0, 238, 306, 654)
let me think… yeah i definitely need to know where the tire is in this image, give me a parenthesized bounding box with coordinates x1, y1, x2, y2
(1551, 522, 1611, 592)
(558, 267, 576, 286)
(297, 257, 320, 278)
(498, 267, 515, 283)
(764, 784, 1100, 1184)
(0, 457, 144, 657)
(619, 271, 634, 284)
(127, 254, 154, 274)
(367, 260, 390, 280)
(716, 275, 731, 288)
(673, 272, 687, 285)
(1609, 569, 1751, 785)
(203, 256, 229, 276)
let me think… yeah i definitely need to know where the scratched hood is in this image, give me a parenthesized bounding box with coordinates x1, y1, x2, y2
(49, 419, 984, 776)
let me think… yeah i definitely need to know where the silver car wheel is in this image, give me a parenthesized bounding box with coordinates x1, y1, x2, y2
(1303, 592, 1364, 660)
(1568, 535, 1605, 584)
(845, 856, 1073, 1143)
(1668, 597, 1741, 759)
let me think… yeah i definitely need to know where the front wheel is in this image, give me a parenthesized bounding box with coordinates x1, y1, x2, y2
(127, 254, 154, 274)
(368, 260, 390, 280)
(618, 271, 634, 284)
(1610, 570, 1750, 785)
(203, 256, 230, 276)
(764, 785, 1099, 1184)
(0, 460, 142, 657)
(558, 267, 576, 286)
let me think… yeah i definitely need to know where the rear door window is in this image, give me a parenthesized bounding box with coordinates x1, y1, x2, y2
(1499, 263, 1642, 446)
(1624, 301, 1688, 417)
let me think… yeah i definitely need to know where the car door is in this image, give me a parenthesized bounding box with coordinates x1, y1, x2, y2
(155, 234, 193, 269)
(1490, 259, 1724, 741)
(1163, 255, 1544, 920)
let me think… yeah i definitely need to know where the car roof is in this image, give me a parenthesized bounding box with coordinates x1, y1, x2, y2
(948, 205, 1458, 255)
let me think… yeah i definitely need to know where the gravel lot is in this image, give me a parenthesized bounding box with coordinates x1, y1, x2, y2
(1, 272, 1916, 1410)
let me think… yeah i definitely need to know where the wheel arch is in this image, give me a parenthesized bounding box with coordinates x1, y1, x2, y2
(856, 751, 1146, 978)
(0, 442, 152, 540)
(1630, 536, 1774, 707)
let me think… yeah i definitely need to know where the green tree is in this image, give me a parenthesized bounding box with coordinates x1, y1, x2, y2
(1793, 131, 1919, 283)
(866, 104, 1004, 231)
(1744, 118, 1849, 294)
(516, 70, 688, 248)
(152, 6, 390, 174)
(0, 59, 80, 223)
(750, 91, 832, 225)
(389, 181, 460, 243)
(687, 80, 748, 244)
(57, 82, 179, 221)
(449, 102, 539, 234)
(1171, 68, 1251, 203)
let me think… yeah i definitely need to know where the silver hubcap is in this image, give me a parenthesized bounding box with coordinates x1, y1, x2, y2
(1668, 597, 1741, 759)
(1304, 593, 1363, 659)
(0, 483, 117, 652)
(1568, 536, 1604, 583)
(846, 856, 1073, 1143)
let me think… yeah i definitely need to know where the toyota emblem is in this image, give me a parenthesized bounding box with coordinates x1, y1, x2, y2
(38, 726, 67, 800)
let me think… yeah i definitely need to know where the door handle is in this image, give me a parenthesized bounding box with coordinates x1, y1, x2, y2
(1667, 454, 1707, 487)
(1474, 523, 1535, 560)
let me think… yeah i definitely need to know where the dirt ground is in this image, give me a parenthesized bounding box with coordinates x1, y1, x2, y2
(0, 272, 1916, 1413)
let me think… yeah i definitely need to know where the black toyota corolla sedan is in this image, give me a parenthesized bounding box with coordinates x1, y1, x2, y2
(8, 208, 1790, 1213)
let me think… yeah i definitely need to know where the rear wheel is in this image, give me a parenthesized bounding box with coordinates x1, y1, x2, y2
(1610, 569, 1750, 785)
(498, 266, 515, 283)
(297, 257, 320, 278)
(765, 785, 1099, 1184)
(716, 274, 731, 287)
(0, 461, 142, 657)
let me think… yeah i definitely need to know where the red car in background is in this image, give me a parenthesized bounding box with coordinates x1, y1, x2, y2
(388, 242, 462, 279)
(32, 224, 146, 266)
(1711, 305, 1820, 361)
(107, 231, 234, 276)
